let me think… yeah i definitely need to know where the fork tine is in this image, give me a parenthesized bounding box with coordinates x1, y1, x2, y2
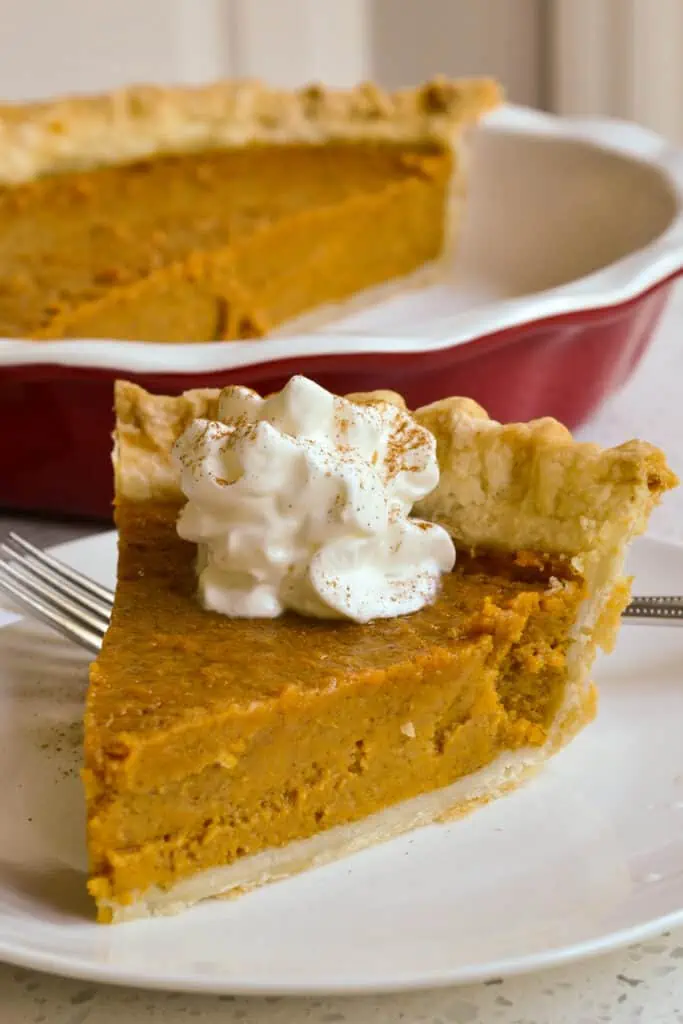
(0, 569, 102, 653)
(623, 599, 683, 622)
(0, 560, 110, 634)
(628, 595, 683, 607)
(1, 541, 112, 618)
(8, 532, 114, 604)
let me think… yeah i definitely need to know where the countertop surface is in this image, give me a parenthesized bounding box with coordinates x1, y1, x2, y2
(2, 286, 683, 1023)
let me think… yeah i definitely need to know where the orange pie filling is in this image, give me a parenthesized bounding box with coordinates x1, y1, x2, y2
(85, 502, 587, 918)
(0, 142, 451, 342)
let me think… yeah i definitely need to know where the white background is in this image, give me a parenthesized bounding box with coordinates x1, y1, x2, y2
(0, 0, 544, 106)
(2, 0, 682, 143)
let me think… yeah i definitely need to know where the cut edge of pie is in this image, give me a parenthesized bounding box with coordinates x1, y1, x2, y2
(0, 77, 500, 342)
(87, 381, 677, 922)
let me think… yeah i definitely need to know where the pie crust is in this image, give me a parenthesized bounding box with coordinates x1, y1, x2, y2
(0, 77, 501, 184)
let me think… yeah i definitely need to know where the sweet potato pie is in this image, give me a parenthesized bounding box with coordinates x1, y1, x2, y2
(0, 76, 499, 342)
(83, 379, 677, 922)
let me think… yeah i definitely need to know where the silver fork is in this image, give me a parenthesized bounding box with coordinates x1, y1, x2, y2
(0, 532, 682, 654)
(0, 532, 113, 653)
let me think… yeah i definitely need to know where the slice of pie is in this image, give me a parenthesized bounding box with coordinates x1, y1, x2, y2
(84, 379, 676, 922)
(0, 76, 499, 342)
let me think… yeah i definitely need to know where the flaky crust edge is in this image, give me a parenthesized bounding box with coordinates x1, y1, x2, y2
(114, 380, 677, 551)
(0, 76, 501, 185)
(414, 394, 677, 651)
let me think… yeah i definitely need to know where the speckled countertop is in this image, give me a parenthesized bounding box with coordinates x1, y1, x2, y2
(2, 938, 683, 1024)
(2, 287, 683, 1024)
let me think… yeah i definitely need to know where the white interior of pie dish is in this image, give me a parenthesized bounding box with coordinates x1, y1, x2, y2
(2, 103, 683, 373)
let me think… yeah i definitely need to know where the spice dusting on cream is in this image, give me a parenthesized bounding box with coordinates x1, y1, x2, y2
(172, 376, 455, 623)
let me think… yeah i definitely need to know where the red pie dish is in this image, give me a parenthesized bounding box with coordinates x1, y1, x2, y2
(2, 105, 683, 519)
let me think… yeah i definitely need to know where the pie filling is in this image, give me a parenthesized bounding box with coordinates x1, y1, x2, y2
(85, 502, 586, 913)
(0, 141, 452, 341)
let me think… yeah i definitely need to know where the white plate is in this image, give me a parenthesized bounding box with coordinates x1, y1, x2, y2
(1, 531, 682, 996)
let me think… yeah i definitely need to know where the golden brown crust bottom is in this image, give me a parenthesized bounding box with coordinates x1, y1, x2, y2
(0, 76, 501, 184)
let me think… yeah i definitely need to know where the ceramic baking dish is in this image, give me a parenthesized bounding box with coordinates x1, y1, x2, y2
(2, 104, 683, 519)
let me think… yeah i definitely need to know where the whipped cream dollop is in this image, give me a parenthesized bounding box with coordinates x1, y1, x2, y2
(172, 376, 455, 623)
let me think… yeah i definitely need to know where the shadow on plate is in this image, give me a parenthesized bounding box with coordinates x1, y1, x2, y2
(0, 859, 92, 922)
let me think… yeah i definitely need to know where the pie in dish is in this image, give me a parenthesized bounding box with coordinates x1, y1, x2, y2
(84, 379, 677, 922)
(0, 76, 499, 342)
